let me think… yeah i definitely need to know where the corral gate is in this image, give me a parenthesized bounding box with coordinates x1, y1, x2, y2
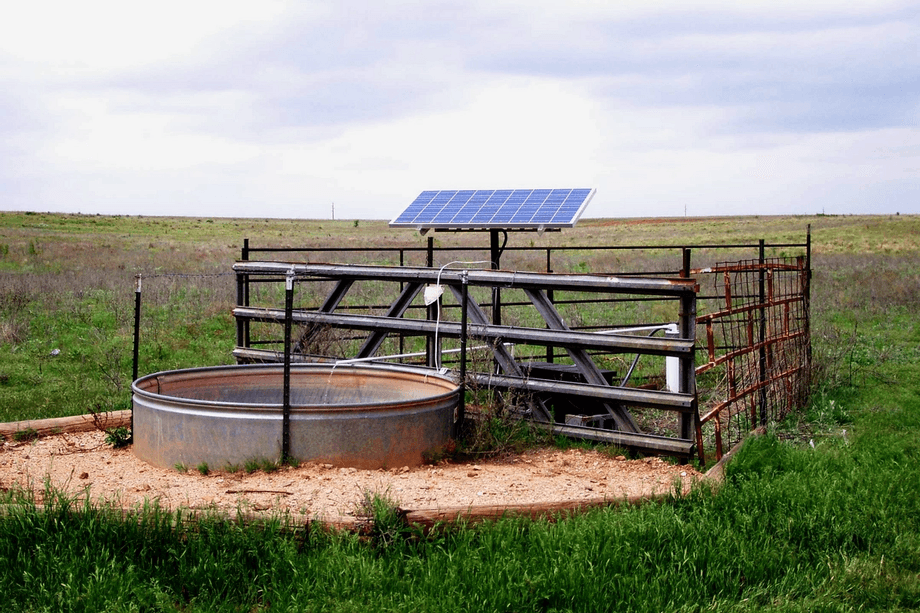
(233, 232, 811, 462)
(233, 262, 700, 459)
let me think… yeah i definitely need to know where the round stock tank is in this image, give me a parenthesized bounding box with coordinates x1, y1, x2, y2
(132, 363, 459, 470)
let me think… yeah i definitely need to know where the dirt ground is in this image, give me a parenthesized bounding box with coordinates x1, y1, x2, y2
(0, 430, 702, 526)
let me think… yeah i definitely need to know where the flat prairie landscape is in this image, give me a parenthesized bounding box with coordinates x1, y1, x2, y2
(1, 212, 918, 612)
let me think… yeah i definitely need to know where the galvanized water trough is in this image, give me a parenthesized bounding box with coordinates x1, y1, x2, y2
(132, 363, 458, 470)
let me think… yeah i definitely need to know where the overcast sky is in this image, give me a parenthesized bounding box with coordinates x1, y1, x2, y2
(1, 1, 918, 220)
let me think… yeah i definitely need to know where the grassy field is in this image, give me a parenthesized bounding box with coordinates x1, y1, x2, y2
(1, 212, 919, 611)
(1, 211, 916, 423)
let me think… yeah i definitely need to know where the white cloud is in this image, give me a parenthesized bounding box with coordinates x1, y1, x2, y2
(0, 0, 918, 218)
(0, 1, 291, 79)
(40, 91, 260, 171)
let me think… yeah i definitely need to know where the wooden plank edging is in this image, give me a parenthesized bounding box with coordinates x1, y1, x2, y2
(1, 412, 745, 532)
(0, 410, 131, 439)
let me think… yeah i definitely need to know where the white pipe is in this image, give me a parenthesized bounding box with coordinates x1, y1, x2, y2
(665, 323, 680, 392)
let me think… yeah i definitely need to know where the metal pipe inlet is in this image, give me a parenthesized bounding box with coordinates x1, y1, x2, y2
(132, 363, 459, 470)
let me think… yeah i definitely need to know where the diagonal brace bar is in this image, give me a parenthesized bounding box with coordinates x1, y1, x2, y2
(298, 278, 355, 348)
(447, 285, 553, 422)
(356, 282, 424, 359)
(523, 288, 640, 433)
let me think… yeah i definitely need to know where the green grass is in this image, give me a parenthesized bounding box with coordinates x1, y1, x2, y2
(2, 212, 917, 422)
(1, 212, 919, 611)
(0, 285, 235, 422)
(243, 457, 283, 474)
(1, 370, 918, 612)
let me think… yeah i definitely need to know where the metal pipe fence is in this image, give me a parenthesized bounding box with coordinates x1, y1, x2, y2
(233, 261, 700, 458)
(235, 230, 811, 461)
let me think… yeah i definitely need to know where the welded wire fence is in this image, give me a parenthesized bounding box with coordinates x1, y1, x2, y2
(695, 257, 811, 458)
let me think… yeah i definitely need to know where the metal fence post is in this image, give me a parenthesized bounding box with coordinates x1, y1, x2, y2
(457, 270, 469, 436)
(235, 269, 245, 349)
(678, 287, 697, 442)
(426, 236, 436, 367)
(242, 238, 251, 349)
(399, 249, 405, 360)
(132, 274, 142, 435)
(490, 229, 502, 326)
(546, 248, 554, 363)
(282, 268, 294, 462)
(758, 239, 767, 426)
(805, 224, 812, 384)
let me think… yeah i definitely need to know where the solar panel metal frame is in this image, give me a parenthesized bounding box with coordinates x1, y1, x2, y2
(389, 188, 595, 230)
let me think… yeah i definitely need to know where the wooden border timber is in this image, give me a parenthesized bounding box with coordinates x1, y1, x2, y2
(0, 493, 684, 534)
(0, 413, 716, 531)
(0, 410, 131, 439)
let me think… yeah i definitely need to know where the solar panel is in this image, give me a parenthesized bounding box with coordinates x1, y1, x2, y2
(389, 188, 595, 230)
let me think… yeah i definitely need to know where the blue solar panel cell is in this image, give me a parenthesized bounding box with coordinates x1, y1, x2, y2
(531, 209, 556, 223)
(390, 188, 593, 229)
(392, 191, 435, 224)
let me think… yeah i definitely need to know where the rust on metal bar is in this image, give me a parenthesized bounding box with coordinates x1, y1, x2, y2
(714, 415, 724, 460)
(233, 261, 699, 296)
(698, 363, 806, 424)
(467, 373, 696, 412)
(696, 295, 805, 324)
(232, 307, 695, 357)
(543, 422, 695, 458)
(695, 330, 807, 374)
(706, 321, 716, 364)
(693, 261, 804, 274)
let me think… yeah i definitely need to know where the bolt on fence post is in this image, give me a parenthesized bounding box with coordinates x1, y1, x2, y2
(132, 274, 142, 434)
(282, 268, 295, 463)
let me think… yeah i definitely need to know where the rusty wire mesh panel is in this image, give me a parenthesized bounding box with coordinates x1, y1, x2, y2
(696, 257, 810, 458)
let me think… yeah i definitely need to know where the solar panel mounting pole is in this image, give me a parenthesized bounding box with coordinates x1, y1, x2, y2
(426, 235, 437, 367)
(490, 230, 502, 326)
(457, 269, 469, 436)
